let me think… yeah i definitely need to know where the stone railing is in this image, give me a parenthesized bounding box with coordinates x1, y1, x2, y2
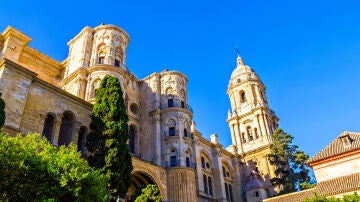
(159, 101, 193, 113)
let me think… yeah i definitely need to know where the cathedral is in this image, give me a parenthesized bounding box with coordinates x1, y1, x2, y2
(0, 24, 279, 202)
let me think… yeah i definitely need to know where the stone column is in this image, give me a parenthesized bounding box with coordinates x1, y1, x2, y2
(38, 112, 47, 135)
(256, 114, 264, 137)
(233, 122, 241, 146)
(153, 112, 161, 165)
(262, 113, 271, 135)
(259, 111, 268, 137)
(52, 120, 62, 146)
(234, 122, 243, 153)
(213, 150, 227, 202)
(253, 116, 261, 138)
(230, 124, 237, 146)
(178, 116, 184, 166)
(71, 121, 82, 144)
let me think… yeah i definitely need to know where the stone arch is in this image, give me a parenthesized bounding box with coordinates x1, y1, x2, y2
(180, 89, 186, 107)
(165, 87, 173, 95)
(42, 112, 56, 143)
(91, 78, 101, 98)
(77, 126, 88, 156)
(239, 90, 246, 103)
(222, 160, 233, 179)
(114, 46, 124, 67)
(58, 111, 76, 146)
(97, 43, 107, 64)
(200, 150, 213, 170)
(129, 168, 166, 201)
(167, 119, 176, 137)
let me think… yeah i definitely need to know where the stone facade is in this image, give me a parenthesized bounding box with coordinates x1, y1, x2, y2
(0, 24, 279, 202)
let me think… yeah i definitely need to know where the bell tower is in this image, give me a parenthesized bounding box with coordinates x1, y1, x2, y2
(227, 54, 279, 199)
(227, 54, 278, 153)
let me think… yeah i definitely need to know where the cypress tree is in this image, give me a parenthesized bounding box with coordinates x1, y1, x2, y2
(0, 92, 5, 129)
(86, 75, 132, 199)
(267, 128, 315, 195)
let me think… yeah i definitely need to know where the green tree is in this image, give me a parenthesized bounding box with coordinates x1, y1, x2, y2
(267, 128, 315, 195)
(0, 133, 107, 201)
(0, 92, 5, 129)
(135, 184, 162, 202)
(86, 75, 133, 199)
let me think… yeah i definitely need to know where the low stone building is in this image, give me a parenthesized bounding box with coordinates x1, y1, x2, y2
(264, 131, 360, 202)
(0, 24, 280, 202)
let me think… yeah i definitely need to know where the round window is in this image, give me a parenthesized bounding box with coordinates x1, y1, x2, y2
(130, 103, 139, 114)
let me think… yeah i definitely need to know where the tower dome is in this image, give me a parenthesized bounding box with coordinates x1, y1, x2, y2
(229, 55, 259, 86)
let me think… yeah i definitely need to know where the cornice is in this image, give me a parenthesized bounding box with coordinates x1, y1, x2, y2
(160, 107, 193, 119)
(226, 106, 270, 123)
(142, 70, 188, 83)
(227, 79, 265, 94)
(0, 58, 37, 79)
(93, 24, 130, 43)
(2, 26, 31, 45)
(61, 67, 88, 87)
(88, 64, 138, 81)
(67, 26, 94, 46)
(1, 58, 92, 110)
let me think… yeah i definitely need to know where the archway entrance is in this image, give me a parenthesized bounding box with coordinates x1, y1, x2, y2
(126, 171, 160, 202)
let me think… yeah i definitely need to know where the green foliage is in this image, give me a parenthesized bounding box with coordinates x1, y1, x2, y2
(304, 192, 360, 202)
(86, 75, 133, 198)
(135, 184, 162, 202)
(267, 128, 315, 195)
(0, 92, 5, 129)
(0, 133, 107, 201)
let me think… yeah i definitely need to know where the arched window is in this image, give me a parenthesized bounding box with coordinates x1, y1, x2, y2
(92, 79, 101, 99)
(129, 125, 136, 154)
(77, 126, 87, 156)
(114, 47, 123, 67)
(169, 148, 177, 167)
(254, 128, 259, 139)
(208, 176, 213, 196)
(242, 132, 246, 143)
(203, 175, 208, 194)
(42, 113, 55, 143)
(201, 157, 205, 169)
(247, 126, 253, 141)
(180, 89, 186, 108)
(97, 44, 106, 64)
(240, 90, 246, 103)
(222, 166, 226, 177)
(58, 111, 75, 146)
(168, 97, 174, 108)
(184, 121, 189, 138)
(168, 119, 176, 136)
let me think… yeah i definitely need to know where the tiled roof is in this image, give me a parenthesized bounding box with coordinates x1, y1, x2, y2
(263, 173, 360, 202)
(308, 131, 360, 163)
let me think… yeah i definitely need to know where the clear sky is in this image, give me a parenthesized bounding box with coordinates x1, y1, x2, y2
(1, 0, 360, 157)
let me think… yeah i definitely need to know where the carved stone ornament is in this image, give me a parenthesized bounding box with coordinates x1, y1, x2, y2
(168, 119, 176, 127)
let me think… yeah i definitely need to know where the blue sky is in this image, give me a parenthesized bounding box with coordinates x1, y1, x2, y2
(1, 0, 360, 157)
